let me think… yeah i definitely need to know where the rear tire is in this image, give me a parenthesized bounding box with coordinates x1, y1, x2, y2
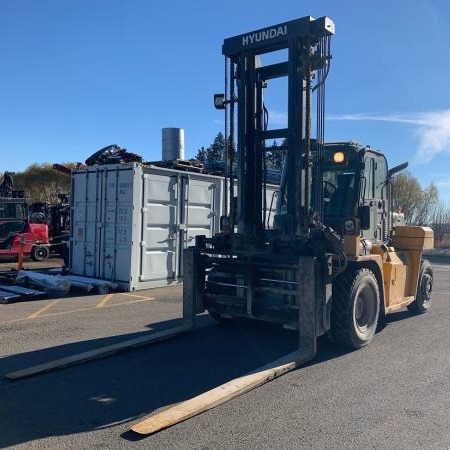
(331, 268, 380, 349)
(31, 245, 50, 261)
(407, 259, 433, 314)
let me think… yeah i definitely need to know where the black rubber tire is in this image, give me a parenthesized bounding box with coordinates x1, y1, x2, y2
(407, 259, 433, 314)
(31, 245, 50, 262)
(331, 268, 380, 349)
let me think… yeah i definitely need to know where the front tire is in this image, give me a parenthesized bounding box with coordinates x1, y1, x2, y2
(331, 268, 380, 349)
(407, 259, 433, 314)
(31, 245, 50, 261)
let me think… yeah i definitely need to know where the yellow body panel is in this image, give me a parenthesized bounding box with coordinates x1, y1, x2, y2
(351, 226, 434, 314)
(343, 235, 360, 257)
(381, 252, 407, 307)
(391, 226, 434, 250)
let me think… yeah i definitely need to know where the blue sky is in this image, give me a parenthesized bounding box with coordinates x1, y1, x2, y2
(1, 0, 450, 200)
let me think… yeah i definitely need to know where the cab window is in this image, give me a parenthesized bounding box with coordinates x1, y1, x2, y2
(364, 157, 375, 200)
(374, 156, 387, 199)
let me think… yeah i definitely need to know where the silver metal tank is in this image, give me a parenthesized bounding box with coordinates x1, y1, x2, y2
(162, 128, 185, 161)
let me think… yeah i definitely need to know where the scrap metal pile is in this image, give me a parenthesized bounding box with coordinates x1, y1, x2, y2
(85, 144, 143, 166)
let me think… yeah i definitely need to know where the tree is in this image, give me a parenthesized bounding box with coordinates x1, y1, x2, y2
(429, 202, 450, 246)
(195, 132, 234, 165)
(12, 163, 75, 203)
(414, 182, 438, 225)
(392, 171, 438, 225)
(195, 146, 208, 164)
(196, 132, 283, 170)
(207, 132, 226, 163)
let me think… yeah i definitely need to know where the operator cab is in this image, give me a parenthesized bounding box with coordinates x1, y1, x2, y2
(275, 141, 390, 243)
(321, 142, 389, 243)
(0, 198, 28, 248)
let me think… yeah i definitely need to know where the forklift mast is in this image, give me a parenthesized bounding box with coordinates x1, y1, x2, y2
(220, 16, 334, 245)
(183, 16, 340, 335)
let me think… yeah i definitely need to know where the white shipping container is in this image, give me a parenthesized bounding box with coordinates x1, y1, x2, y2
(70, 163, 223, 290)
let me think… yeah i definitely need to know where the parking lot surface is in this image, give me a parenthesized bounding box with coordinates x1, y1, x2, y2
(1, 259, 449, 449)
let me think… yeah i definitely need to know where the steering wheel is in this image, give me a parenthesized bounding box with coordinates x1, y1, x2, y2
(323, 181, 336, 197)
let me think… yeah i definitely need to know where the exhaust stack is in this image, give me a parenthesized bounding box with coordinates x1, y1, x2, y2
(162, 128, 185, 161)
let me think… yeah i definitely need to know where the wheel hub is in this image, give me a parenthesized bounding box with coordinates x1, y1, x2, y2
(354, 284, 377, 332)
(422, 274, 432, 301)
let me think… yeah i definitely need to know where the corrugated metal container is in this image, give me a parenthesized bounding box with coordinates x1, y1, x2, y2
(70, 163, 223, 290)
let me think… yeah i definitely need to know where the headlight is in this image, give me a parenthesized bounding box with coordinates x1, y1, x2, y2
(344, 219, 355, 232)
(333, 151, 345, 163)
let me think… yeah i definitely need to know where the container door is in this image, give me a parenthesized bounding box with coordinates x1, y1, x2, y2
(99, 168, 135, 282)
(177, 175, 188, 277)
(71, 169, 104, 277)
(178, 177, 220, 278)
(139, 173, 178, 282)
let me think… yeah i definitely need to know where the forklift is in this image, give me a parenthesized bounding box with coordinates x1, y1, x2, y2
(0, 172, 50, 262)
(7, 16, 434, 436)
(183, 15, 433, 355)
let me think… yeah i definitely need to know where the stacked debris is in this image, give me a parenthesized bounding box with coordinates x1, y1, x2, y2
(0, 284, 45, 304)
(0, 271, 118, 303)
(146, 158, 204, 172)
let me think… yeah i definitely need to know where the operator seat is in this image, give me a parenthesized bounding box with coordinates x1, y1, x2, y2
(328, 173, 354, 216)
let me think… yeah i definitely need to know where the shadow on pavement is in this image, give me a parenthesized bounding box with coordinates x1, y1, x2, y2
(0, 315, 359, 447)
(376, 309, 415, 333)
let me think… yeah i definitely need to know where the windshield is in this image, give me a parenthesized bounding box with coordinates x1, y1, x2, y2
(276, 145, 361, 219)
(323, 170, 356, 217)
(0, 202, 26, 220)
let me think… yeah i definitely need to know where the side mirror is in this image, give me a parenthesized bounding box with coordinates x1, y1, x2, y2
(388, 161, 408, 178)
(358, 205, 371, 230)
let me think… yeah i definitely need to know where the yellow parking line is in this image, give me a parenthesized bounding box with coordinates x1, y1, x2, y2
(28, 299, 61, 319)
(96, 293, 115, 308)
(2, 297, 155, 325)
(46, 297, 155, 317)
(122, 292, 153, 300)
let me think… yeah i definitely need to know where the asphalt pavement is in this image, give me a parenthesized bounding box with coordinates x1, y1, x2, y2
(0, 259, 449, 449)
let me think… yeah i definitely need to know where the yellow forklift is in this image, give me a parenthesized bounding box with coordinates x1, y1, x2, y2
(183, 17, 434, 353)
(7, 15, 434, 436)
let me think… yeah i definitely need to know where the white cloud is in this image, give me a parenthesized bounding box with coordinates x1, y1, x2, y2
(327, 110, 450, 164)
